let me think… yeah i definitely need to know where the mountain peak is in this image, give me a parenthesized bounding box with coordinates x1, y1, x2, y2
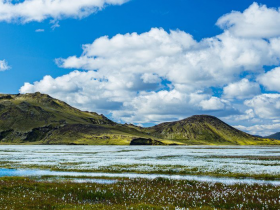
(182, 115, 220, 122)
(146, 114, 272, 145)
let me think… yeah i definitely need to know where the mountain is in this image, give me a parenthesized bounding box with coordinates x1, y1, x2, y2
(0, 93, 157, 145)
(0, 93, 279, 145)
(266, 132, 280, 140)
(144, 115, 277, 145)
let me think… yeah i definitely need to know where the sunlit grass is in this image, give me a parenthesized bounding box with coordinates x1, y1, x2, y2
(0, 177, 279, 209)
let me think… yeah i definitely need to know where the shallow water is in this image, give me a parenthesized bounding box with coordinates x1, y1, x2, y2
(0, 168, 117, 184)
(0, 145, 280, 176)
(0, 145, 280, 186)
(1, 168, 280, 186)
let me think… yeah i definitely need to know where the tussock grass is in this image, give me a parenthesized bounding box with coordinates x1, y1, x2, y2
(0, 177, 279, 209)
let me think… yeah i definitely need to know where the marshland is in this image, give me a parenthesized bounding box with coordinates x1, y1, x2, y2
(1, 145, 280, 209)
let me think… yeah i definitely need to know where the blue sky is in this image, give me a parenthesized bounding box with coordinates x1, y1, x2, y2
(1, 0, 278, 93)
(1, 0, 280, 135)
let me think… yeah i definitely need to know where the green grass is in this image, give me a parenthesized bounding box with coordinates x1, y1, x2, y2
(0, 177, 279, 209)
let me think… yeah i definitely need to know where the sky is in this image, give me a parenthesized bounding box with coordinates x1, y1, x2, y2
(1, 0, 280, 136)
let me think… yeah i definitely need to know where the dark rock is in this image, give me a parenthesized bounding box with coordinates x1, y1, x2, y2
(0, 129, 14, 141)
(130, 138, 165, 145)
(0, 95, 12, 100)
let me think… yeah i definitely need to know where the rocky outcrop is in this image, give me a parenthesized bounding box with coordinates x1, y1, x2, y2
(130, 138, 165, 145)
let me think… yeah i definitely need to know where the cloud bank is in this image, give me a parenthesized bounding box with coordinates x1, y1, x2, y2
(0, 0, 129, 23)
(20, 3, 280, 135)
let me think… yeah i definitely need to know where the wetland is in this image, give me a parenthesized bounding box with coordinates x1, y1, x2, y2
(1, 145, 280, 209)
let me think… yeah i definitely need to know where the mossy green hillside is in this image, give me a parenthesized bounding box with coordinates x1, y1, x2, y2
(144, 115, 278, 145)
(0, 93, 157, 145)
(0, 92, 114, 131)
(0, 92, 279, 145)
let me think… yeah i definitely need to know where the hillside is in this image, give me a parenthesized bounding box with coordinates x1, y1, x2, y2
(266, 132, 280, 140)
(0, 93, 159, 145)
(144, 115, 277, 145)
(0, 93, 278, 145)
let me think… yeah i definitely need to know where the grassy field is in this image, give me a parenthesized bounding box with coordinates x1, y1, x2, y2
(1, 146, 279, 209)
(0, 177, 279, 210)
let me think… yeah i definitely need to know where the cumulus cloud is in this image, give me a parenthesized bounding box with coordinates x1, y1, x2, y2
(20, 71, 127, 112)
(223, 79, 260, 100)
(199, 97, 227, 111)
(234, 123, 280, 136)
(113, 91, 236, 124)
(258, 67, 280, 92)
(19, 3, 280, 126)
(245, 94, 280, 119)
(20, 24, 280, 123)
(56, 27, 280, 91)
(217, 2, 280, 38)
(231, 109, 255, 121)
(0, 0, 129, 23)
(20, 71, 237, 124)
(0, 60, 10, 71)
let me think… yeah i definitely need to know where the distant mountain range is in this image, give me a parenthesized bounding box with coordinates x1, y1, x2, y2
(0, 92, 279, 145)
(266, 132, 280, 140)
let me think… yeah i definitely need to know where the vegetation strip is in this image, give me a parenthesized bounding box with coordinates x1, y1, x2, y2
(0, 177, 279, 209)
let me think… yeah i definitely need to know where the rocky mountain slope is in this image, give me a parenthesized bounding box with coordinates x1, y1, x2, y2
(0, 93, 278, 145)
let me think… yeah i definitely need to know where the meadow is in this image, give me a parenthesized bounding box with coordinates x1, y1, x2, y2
(0, 145, 280, 209)
(0, 177, 279, 209)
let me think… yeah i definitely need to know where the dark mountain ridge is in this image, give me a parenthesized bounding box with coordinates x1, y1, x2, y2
(266, 132, 280, 140)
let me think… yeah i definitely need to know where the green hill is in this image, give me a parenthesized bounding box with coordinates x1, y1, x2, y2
(0, 93, 156, 145)
(144, 115, 277, 145)
(0, 93, 278, 145)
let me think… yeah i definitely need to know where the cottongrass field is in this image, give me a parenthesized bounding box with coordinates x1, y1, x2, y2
(0, 145, 280, 209)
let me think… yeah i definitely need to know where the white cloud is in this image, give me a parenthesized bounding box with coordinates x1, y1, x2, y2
(141, 73, 161, 84)
(20, 71, 237, 124)
(199, 97, 227, 111)
(56, 28, 280, 91)
(245, 94, 280, 119)
(217, 2, 280, 38)
(258, 67, 280, 92)
(19, 3, 280, 125)
(0, 0, 129, 23)
(111, 91, 236, 124)
(20, 71, 129, 113)
(223, 78, 260, 100)
(234, 123, 280, 136)
(234, 109, 255, 121)
(35, 29, 45, 32)
(21, 27, 280, 123)
(0, 60, 10, 71)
